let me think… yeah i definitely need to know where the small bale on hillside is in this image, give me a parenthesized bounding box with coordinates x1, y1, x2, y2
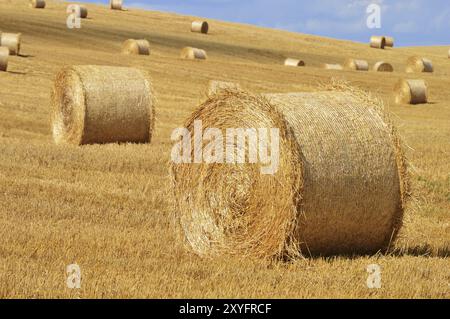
(110, 0, 122, 10)
(122, 39, 150, 55)
(322, 63, 343, 70)
(406, 56, 433, 73)
(370, 36, 386, 49)
(191, 21, 209, 34)
(0, 33, 22, 56)
(171, 88, 408, 258)
(284, 58, 305, 67)
(0, 47, 9, 72)
(345, 59, 369, 71)
(30, 0, 46, 8)
(447, 49, 450, 58)
(78, 5, 88, 18)
(385, 36, 394, 48)
(395, 79, 428, 105)
(373, 61, 394, 72)
(180, 47, 207, 60)
(208, 80, 241, 96)
(51, 65, 155, 145)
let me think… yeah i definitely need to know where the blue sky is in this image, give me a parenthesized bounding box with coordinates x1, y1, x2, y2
(80, 0, 450, 46)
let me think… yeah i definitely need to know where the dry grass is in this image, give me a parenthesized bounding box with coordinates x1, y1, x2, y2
(0, 0, 449, 298)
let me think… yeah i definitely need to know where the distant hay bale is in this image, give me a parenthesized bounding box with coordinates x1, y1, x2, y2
(110, 0, 122, 10)
(51, 65, 155, 145)
(78, 5, 88, 18)
(406, 56, 433, 73)
(322, 63, 343, 70)
(30, 0, 46, 8)
(395, 79, 428, 105)
(284, 58, 305, 67)
(180, 47, 207, 60)
(345, 59, 369, 71)
(208, 80, 241, 96)
(448, 49, 450, 58)
(171, 88, 408, 258)
(385, 36, 394, 48)
(373, 61, 394, 72)
(370, 36, 386, 49)
(0, 33, 21, 56)
(122, 39, 150, 55)
(0, 47, 9, 72)
(191, 21, 209, 34)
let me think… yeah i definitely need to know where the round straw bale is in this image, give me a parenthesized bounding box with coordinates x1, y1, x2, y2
(322, 63, 343, 70)
(30, 0, 46, 8)
(373, 61, 394, 72)
(110, 0, 122, 10)
(0, 33, 21, 56)
(191, 21, 209, 34)
(395, 79, 428, 105)
(448, 48, 450, 58)
(78, 5, 88, 18)
(284, 58, 305, 67)
(208, 80, 241, 96)
(406, 56, 433, 73)
(385, 36, 394, 47)
(370, 36, 386, 49)
(171, 89, 408, 258)
(51, 65, 155, 145)
(345, 59, 369, 71)
(122, 39, 150, 55)
(180, 47, 207, 60)
(0, 47, 9, 72)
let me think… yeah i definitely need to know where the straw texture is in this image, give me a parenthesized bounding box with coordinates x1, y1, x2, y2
(406, 57, 433, 73)
(110, 0, 122, 10)
(191, 21, 209, 34)
(322, 63, 343, 70)
(208, 80, 241, 96)
(122, 39, 150, 55)
(370, 36, 386, 49)
(345, 59, 369, 71)
(51, 65, 155, 145)
(284, 58, 305, 67)
(0, 33, 21, 56)
(180, 47, 207, 60)
(0, 47, 9, 72)
(171, 87, 408, 258)
(30, 0, 46, 8)
(385, 36, 394, 47)
(395, 79, 428, 105)
(373, 61, 394, 72)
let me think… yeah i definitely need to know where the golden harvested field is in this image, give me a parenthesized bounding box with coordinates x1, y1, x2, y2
(0, 0, 449, 298)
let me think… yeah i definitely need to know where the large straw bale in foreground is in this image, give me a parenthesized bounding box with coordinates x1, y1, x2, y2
(395, 79, 428, 105)
(191, 21, 209, 34)
(406, 57, 433, 73)
(0, 47, 9, 72)
(345, 59, 369, 71)
(0, 33, 21, 56)
(51, 65, 155, 145)
(180, 47, 207, 60)
(370, 36, 385, 49)
(171, 88, 408, 258)
(122, 39, 150, 55)
(30, 0, 46, 8)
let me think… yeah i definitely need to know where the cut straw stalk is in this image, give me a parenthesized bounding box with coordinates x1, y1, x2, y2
(51, 65, 155, 145)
